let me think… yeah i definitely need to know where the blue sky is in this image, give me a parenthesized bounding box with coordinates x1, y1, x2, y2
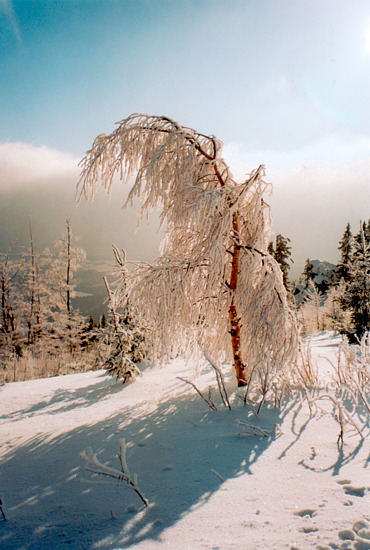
(1, 0, 370, 275)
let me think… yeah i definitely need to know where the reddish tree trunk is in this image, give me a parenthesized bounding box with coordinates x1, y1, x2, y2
(228, 212, 247, 386)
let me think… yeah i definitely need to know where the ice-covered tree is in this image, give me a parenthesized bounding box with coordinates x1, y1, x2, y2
(346, 223, 370, 338)
(78, 114, 297, 386)
(17, 221, 51, 349)
(47, 220, 87, 353)
(0, 250, 22, 359)
(299, 281, 324, 334)
(93, 245, 152, 382)
(322, 281, 352, 334)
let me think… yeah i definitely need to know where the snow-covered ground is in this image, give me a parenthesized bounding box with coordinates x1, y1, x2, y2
(0, 334, 369, 550)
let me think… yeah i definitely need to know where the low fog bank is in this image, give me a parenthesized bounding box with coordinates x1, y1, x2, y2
(1, 138, 369, 297)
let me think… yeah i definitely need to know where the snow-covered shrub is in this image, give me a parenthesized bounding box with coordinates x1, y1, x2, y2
(1, 348, 97, 383)
(295, 333, 369, 443)
(293, 339, 319, 388)
(333, 332, 370, 412)
(298, 281, 324, 334)
(321, 282, 352, 334)
(93, 246, 152, 383)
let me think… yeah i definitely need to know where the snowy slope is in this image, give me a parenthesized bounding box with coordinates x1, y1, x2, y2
(0, 334, 369, 550)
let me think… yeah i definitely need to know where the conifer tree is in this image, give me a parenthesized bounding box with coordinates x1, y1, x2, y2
(17, 221, 52, 349)
(267, 241, 275, 256)
(322, 281, 352, 334)
(346, 223, 370, 338)
(95, 246, 152, 382)
(78, 114, 297, 386)
(337, 222, 352, 281)
(268, 234, 292, 290)
(302, 258, 314, 288)
(365, 219, 370, 242)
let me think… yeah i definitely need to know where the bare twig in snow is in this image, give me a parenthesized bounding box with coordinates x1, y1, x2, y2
(211, 469, 225, 482)
(309, 394, 364, 443)
(177, 376, 217, 411)
(204, 352, 231, 410)
(237, 419, 270, 437)
(0, 496, 7, 521)
(80, 439, 149, 507)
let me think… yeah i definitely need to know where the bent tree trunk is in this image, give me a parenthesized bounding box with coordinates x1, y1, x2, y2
(213, 162, 248, 386)
(78, 114, 297, 387)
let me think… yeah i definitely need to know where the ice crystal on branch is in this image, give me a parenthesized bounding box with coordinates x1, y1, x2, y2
(78, 114, 297, 386)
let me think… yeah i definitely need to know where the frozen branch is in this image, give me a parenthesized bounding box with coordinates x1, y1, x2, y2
(0, 495, 7, 521)
(204, 352, 231, 410)
(80, 439, 149, 507)
(236, 419, 271, 437)
(177, 376, 217, 411)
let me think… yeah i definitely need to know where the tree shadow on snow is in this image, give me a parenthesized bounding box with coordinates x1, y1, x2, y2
(0, 373, 299, 550)
(1, 375, 125, 421)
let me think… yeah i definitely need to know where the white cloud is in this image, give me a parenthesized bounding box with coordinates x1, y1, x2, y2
(1, 137, 369, 278)
(0, 0, 22, 43)
(0, 142, 80, 190)
(0, 141, 160, 265)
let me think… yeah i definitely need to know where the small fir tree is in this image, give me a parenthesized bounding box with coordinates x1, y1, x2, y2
(268, 234, 293, 290)
(299, 281, 324, 334)
(302, 258, 314, 289)
(337, 222, 352, 281)
(322, 281, 352, 334)
(95, 246, 152, 382)
(346, 223, 370, 339)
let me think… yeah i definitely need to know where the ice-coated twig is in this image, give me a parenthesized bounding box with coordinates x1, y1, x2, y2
(211, 469, 225, 482)
(308, 394, 363, 443)
(80, 439, 149, 507)
(204, 352, 231, 410)
(237, 419, 270, 437)
(177, 376, 217, 411)
(0, 495, 7, 521)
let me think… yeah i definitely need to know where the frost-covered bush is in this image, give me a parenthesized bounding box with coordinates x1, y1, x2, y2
(93, 246, 152, 383)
